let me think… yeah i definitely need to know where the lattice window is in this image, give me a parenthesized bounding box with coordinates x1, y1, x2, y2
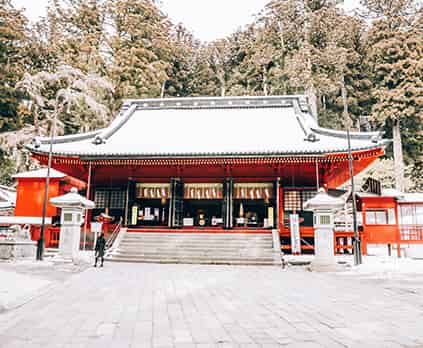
(109, 190, 126, 209)
(94, 189, 125, 209)
(302, 190, 317, 207)
(94, 190, 108, 208)
(284, 191, 301, 211)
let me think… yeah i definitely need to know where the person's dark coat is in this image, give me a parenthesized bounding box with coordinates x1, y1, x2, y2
(95, 234, 106, 257)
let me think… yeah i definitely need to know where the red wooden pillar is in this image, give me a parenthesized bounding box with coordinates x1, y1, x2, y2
(278, 180, 284, 235)
(83, 162, 93, 250)
(361, 232, 368, 255)
(394, 199, 401, 257)
(362, 202, 367, 255)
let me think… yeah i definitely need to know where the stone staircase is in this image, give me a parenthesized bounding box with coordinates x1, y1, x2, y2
(106, 230, 281, 265)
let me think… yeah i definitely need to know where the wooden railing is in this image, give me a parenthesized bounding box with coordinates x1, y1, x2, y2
(106, 218, 123, 250)
(334, 231, 355, 254)
(48, 227, 60, 248)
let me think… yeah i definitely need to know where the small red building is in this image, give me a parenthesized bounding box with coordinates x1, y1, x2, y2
(11, 168, 86, 247)
(23, 95, 387, 253)
(357, 191, 423, 256)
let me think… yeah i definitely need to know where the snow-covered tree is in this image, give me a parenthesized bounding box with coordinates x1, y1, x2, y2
(17, 64, 114, 136)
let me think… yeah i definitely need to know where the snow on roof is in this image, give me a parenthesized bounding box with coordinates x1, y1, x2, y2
(12, 168, 67, 179)
(27, 95, 387, 159)
(381, 188, 403, 197)
(0, 185, 16, 205)
(0, 186, 16, 210)
(397, 193, 423, 203)
(50, 187, 94, 209)
(357, 190, 423, 203)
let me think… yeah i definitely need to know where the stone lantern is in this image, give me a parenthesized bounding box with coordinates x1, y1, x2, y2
(304, 188, 345, 271)
(50, 187, 95, 262)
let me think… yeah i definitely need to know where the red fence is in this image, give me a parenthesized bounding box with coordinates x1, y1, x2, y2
(400, 225, 423, 243)
(39, 223, 120, 249)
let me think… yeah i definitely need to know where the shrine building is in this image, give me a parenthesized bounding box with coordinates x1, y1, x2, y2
(25, 95, 386, 250)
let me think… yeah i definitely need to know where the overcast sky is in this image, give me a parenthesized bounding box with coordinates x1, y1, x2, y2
(12, 0, 361, 42)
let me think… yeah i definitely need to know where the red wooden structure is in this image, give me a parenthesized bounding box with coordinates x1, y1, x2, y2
(22, 95, 387, 252)
(11, 168, 86, 248)
(357, 191, 423, 256)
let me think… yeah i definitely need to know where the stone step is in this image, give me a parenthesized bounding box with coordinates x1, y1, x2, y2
(44, 248, 59, 258)
(108, 232, 279, 266)
(124, 232, 272, 238)
(122, 236, 271, 240)
(121, 240, 272, 246)
(113, 250, 275, 258)
(117, 245, 273, 252)
(122, 237, 272, 243)
(122, 241, 272, 247)
(106, 256, 278, 265)
(122, 238, 271, 243)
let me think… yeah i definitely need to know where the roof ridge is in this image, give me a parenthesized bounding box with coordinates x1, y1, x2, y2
(312, 126, 383, 141)
(122, 95, 310, 113)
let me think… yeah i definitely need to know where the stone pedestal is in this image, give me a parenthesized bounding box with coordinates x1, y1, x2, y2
(312, 228, 336, 270)
(304, 188, 345, 271)
(0, 240, 36, 259)
(57, 221, 81, 261)
(271, 228, 282, 265)
(50, 188, 95, 263)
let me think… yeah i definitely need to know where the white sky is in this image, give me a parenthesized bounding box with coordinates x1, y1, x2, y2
(12, 0, 361, 42)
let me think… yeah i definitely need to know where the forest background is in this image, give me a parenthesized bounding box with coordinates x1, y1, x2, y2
(0, 0, 422, 191)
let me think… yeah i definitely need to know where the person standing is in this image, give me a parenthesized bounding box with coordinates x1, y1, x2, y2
(94, 233, 106, 267)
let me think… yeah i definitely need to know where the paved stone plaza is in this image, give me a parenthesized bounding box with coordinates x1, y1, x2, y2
(1, 262, 423, 348)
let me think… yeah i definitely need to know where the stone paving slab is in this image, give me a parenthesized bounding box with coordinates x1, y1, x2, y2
(1, 263, 423, 348)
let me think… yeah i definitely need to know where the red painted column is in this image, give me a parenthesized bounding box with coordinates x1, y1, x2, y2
(361, 202, 368, 255)
(395, 200, 401, 257)
(278, 180, 284, 235)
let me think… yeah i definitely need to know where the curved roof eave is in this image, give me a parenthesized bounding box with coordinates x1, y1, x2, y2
(27, 142, 387, 160)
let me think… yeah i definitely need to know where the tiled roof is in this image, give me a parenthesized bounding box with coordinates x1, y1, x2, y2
(26, 95, 387, 158)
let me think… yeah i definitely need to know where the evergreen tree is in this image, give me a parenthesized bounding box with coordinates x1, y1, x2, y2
(164, 24, 201, 97)
(106, 0, 173, 104)
(0, 0, 28, 132)
(363, 0, 423, 192)
(47, 0, 106, 74)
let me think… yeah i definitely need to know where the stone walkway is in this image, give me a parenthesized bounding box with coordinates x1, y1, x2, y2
(0, 262, 423, 348)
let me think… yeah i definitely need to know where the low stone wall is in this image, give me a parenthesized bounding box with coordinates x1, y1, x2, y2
(0, 240, 36, 260)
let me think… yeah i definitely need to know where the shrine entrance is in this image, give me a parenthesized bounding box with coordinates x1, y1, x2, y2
(125, 180, 279, 231)
(182, 183, 223, 228)
(233, 183, 276, 229)
(130, 183, 170, 227)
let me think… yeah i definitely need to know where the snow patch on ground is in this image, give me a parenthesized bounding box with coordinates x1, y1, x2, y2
(0, 267, 51, 312)
(0, 254, 92, 312)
